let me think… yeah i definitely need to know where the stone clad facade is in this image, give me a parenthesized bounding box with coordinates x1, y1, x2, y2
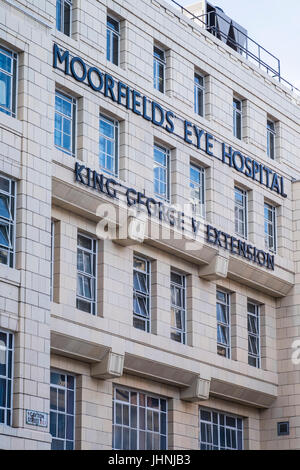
(0, 0, 299, 450)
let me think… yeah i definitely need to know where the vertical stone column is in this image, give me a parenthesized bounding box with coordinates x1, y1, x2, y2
(151, 259, 171, 338)
(12, 15, 54, 447)
(231, 292, 248, 363)
(168, 397, 199, 450)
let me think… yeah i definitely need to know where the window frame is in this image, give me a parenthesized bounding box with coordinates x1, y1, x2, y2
(234, 186, 248, 240)
(113, 386, 168, 450)
(199, 407, 243, 450)
(0, 174, 16, 269)
(194, 73, 205, 117)
(54, 89, 77, 157)
(0, 330, 14, 427)
(216, 290, 231, 359)
(153, 143, 170, 203)
(0, 44, 18, 118)
(190, 163, 206, 218)
(153, 46, 166, 94)
(99, 113, 119, 177)
(267, 119, 276, 160)
(233, 97, 242, 140)
(133, 256, 151, 333)
(50, 369, 76, 451)
(247, 301, 261, 369)
(56, 0, 72, 37)
(264, 202, 277, 253)
(107, 14, 121, 66)
(170, 271, 186, 345)
(76, 233, 97, 316)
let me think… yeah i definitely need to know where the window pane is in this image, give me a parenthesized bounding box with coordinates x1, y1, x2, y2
(113, 389, 167, 450)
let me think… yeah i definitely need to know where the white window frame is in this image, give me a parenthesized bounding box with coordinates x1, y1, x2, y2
(113, 386, 168, 450)
(233, 98, 242, 140)
(0, 330, 14, 427)
(153, 144, 170, 202)
(170, 271, 186, 345)
(199, 408, 243, 450)
(247, 302, 261, 369)
(194, 73, 205, 117)
(55, 90, 77, 157)
(234, 186, 248, 240)
(153, 46, 166, 93)
(76, 233, 97, 315)
(190, 164, 206, 218)
(50, 369, 76, 450)
(0, 45, 18, 118)
(99, 114, 119, 177)
(264, 202, 277, 253)
(107, 15, 120, 66)
(216, 290, 231, 359)
(267, 119, 276, 160)
(0, 174, 16, 269)
(56, 0, 72, 36)
(133, 256, 151, 333)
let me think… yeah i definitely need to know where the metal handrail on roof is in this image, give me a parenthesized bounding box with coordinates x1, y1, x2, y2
(167, 0, 300, 97)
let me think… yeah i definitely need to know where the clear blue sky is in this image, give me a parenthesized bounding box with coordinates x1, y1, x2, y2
(165, 0, 300, 91)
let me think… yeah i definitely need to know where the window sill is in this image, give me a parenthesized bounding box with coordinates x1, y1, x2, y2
(0, 112, 23, 136)
(0, 264, 20, 286)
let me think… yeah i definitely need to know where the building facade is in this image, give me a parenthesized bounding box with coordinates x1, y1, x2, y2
(0, 0, 300, 450)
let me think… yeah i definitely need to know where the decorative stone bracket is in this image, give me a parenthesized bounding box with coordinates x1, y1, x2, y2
(198, 251, 229, 281)
(91, 351, 125, 380)
(180, 376, 211, 402)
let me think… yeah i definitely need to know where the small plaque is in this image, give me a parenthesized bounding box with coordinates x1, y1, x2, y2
(26, 410, 48, 428)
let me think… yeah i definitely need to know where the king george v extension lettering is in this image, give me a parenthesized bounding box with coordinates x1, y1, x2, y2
(75, 163, 119, 199)
(206, 225, 275, 271)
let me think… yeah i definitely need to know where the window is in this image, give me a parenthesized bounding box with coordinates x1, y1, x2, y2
(153, 47, 165, 93)
(0, 45, 17, 118)
(133, 256, 151, 333)
(99, 114, 119, 176)
(56, 0, 72, 36)
(170, 272, 186, 344)
(264, 203, 277, 253)
(0, 174, 16, 268)
(277, 422, 289, 437)
(194, 74, 205, 117)
(113, 387, 167, 450)
(50, 371, 75, 450)
(199, 408, 243, 450)
(216, 290, 230, 359)
(234, 187, 247, 239)
(190, 164, 205, 217)
(248, 302, 260, 368)
(55, 90, 76, 156)
(233, 98, 242, 140)
(107, 16, 120, 66)
(0, 330, 13, 426)
(76, 234, 97, 315)
(153, 144, 170, 202)
(267, 120, 276, 159)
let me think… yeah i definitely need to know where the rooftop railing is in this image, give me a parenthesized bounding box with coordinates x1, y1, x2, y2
(168, 0, 300, 97)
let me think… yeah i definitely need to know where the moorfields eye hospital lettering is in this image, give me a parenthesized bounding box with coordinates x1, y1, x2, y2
(53, 44, 287, 199)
